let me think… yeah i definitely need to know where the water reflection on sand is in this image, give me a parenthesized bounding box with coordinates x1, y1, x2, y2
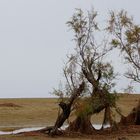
(0, 124, 110, 135)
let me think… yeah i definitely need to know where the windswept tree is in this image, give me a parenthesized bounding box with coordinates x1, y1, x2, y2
(107, 10, 140, 84)
(44, 9, 120, 135)
(66, 9, 119, 133)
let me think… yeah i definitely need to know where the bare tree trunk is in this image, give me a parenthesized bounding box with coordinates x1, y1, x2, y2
(67, 100, 107, 134)
(48, 103, 70, 135)
(42, 82, 85, 135)
(101, 106, 118, 131)
(135, 100, 140, 125)
(67, 115, 94, 134)
(101, 106, 111, 129)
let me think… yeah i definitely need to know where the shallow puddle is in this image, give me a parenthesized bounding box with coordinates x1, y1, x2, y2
(0, 124, 110, 135)
(0, 127, 45, 135)
(60, 124, 110, 130)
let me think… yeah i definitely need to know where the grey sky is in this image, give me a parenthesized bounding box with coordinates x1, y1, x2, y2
(0, 0, 139, 98)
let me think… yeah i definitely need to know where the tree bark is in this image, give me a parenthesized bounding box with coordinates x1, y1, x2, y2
(67, 115, 94, 134)
(67, 99, 108, 134)
(43, 82, 85, 135)
(101, 106, 111, 128)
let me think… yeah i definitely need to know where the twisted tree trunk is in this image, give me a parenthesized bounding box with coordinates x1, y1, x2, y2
(42, 82, 85, 135)
(67, 98, 107, 134)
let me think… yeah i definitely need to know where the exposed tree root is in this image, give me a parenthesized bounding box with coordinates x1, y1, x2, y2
(119, 100, 140, 125)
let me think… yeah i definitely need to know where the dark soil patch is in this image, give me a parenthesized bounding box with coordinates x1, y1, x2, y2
(59, 125, 140, 140)
(0, 103, 22, 107)
(20, 131, 43, 136)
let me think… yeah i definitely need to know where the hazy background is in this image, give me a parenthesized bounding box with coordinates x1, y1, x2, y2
(0, 0, 139, 98)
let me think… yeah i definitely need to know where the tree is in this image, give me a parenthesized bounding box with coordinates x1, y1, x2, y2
(43, 9, 120, 135)
(107, 10, 140, 84)
(37, 8, 140, 137)
(66, 9, 119, 133)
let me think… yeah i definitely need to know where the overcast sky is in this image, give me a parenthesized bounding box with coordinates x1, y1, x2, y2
(0, 0, 139, 98)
